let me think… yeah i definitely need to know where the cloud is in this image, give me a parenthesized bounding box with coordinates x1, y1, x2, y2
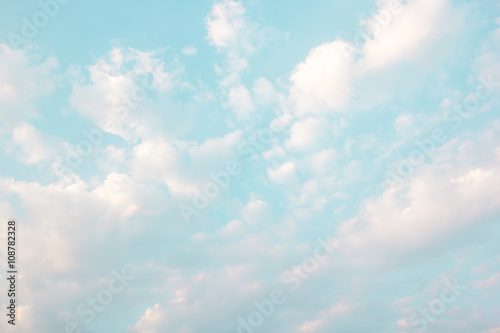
(268, 161, 297, 184)
(289, 41, 352, 116)
(131, 304, 162, 333)
(288, 0, 468, 116)
(475, 273, 500, 289)
(286, 117, 338, 152)
(297, 303, 351, 333)
(205, 0, 248, 51)
(68, 47, 178, 141)
(205, 0, 282, 121)
(0, 1, 499, 332)
(357, 0, 463, 72)
(181, 46, 198, 56)
(335, 121, 500, 267)
(226, 84, 256, 119)
(11, 123, 59, 165)
(252, 77, 282, 107)
(0, 44, 59, 134)
(308, 149, 338, 175)
(485, 327, 500, 333)
(128, 265, 267, 333)
(131, 130, 242, 197)
(242, 198, 271, 225)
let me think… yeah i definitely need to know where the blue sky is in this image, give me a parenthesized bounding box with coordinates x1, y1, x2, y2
(0, 0, 500, 332)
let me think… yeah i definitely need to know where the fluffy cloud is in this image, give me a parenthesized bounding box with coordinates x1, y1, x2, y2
(68, 47, 177, 141)
(11, 123, 59, 164)
(288, 0, 468, 116)
(181, 46, 198, 56)
(132, 130, 242, 197)
(0, 172, 163, 331)
(129, 264, 269, 333)
(289, 41, 352, 116)
(357, 0, 463, 72)
(0, 44, 59, 134)
(226, 84, 256, 119)
(335, 121, 500, 267)
(267, 161, 297, 185)
(205, 0, 249, 51)
(286, 117, 338, 152)
(205, 0, 282, 121)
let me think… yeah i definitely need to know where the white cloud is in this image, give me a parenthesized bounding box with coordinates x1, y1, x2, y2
(11, 123, 58, 164)
(268, 161, 297, 184)
(484, 327, 500, 333)
(205, 0, 282, 121)
(472, 23, 500, 97)
(308, 149, 338, 175)
(242, 198, 270, 225)
(187, 130, 242, 169)
(357, 0, 461, 71)
(393, 114, 415, 133)
(299, 319, 324, 333)
(93, 172, 141, 223)
(288, 0, 468, 116)
(181, 45, 198, 56)
(205, 0, 281, 57)
(0, 44, 59, 134)
(131, 137, 193, 196)
(205, 0, 248, 51)
(97, 146, 127, 173)
(68, 47, 177, 141)
(289, 41, 352, 117)
(335, 121, 500, 267)
(286, 117, 337, 152)
(128, 265, 266, 333)
(297, 303, 351, 333)
(131, 304, 162, 333)
(226, 84, 255, 119)
(132, 130, 242, 197)
(252, 77, 282, 107)
(475, 273, 500, 289)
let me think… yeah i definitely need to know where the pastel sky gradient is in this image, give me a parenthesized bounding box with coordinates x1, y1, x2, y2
(0, 0, 500, 332)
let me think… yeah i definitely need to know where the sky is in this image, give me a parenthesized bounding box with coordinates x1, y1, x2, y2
(0, 0, 499, 332)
